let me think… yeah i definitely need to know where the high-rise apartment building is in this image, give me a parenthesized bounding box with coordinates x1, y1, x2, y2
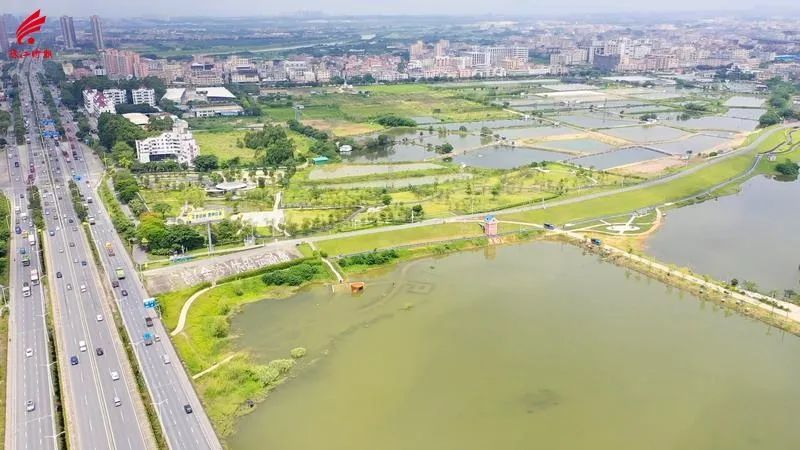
(103, 49, 142, 79)
(60, 16, 77, 49)
(135, 119, 199, 166)
(90, 15, 105, 50)
(0, 17, 8, 53)
(435, 40, 450, 57)
(409, 41, 426, 60)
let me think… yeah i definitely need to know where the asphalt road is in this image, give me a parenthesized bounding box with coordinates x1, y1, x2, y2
(2, 106, 58, 450)
(20, 60, 153, 450)
(42, 72, 222, 448)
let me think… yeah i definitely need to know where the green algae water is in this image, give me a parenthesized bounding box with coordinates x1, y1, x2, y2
(228, 242, 800, 450)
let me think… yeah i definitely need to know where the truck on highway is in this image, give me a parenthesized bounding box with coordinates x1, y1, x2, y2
(22, 282, 31, 297)
(88, 216, 95, 225)
(143, 332, 154, 346)
(30, 269, 39, 285)
(28, 234, 35, 246)
(105, 242, 115, 256)
(115, 267, 125, 279)
(22, 254, 30, 267)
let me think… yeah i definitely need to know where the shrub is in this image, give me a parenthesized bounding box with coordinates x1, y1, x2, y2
(338, 249, 400, 267)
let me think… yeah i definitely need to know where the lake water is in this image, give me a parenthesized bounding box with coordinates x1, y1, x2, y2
(229, 242, 800, 450)
(653, 134, 732, 155)
(453, 145, 570, 169)
(602, 125, 689, 143)
(724, 96, 766, 108)
(539, 138, 616, 154)
(647, 175, 800, 293)
(665, 116, 758, 132)
(570, 147, 664, 169)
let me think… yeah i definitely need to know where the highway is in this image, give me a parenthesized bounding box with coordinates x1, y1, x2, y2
(41, 68, 222, 448)
(20, 59, 154, 450)
(2, 64, 58, 450)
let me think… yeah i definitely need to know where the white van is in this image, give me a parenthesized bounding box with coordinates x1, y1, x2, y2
(79, 340, 87, 352)
(162, 355, 170, 365)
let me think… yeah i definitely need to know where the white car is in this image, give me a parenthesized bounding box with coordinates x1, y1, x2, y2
(110, 371, 119, 381)
(25, 348, 33, 358)
(25, 400, 35, 412)
(96, 314, 103, 322)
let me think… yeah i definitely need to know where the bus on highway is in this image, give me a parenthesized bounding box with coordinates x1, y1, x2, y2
(30, 269, 39, 285)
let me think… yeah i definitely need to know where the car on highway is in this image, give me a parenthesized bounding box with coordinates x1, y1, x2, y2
(81, 260, 87, 266)
(162, 354, 170, 364)
(96, 314, 103, 322)
(79, 340, 87, 352)
(68, 218, 73, 223)
(26, 400, 35, 412)
(111, 280, 119, 288)
(113, 397, 121, 407)
(70, 356, 78, 365)
(66, 283, 72, 290)
(80, 284, 86, 293)
(121, 289, 128, 297)
(69, 242, 75, 247)
(96, 347, 104, 356)
(145, 317, 153, 327)
(183, 404, 193, 414)
(15, 226, 20, 234)
(25, 348, 33, 358)
(49, 229, 54, 236)
(59, 248, 63, 253)
(56, 271, 62, 278)
(72, 258, 78, 264)
(110, 371, 119, 381)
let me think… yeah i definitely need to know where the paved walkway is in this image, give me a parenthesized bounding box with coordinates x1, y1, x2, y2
(192, 354, 237, 380)
(308, 241, 344, 283)
(170, 283, 214, 336)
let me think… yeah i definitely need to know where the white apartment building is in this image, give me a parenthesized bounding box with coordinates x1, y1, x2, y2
(82, 90, 116, 116)
(135, 119, 199, 166)
(103, 88, 127, 105)
(131, 87, 156, 107)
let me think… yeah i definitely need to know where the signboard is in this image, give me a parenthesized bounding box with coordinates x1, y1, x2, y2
(177, 207, 224, 225)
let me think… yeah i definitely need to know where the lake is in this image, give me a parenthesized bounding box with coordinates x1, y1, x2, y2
(647, 175, 800, 293)
(229, 242, 800, 450)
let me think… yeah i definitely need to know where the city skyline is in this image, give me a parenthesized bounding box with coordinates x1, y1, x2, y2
(2, 0, 800, 18)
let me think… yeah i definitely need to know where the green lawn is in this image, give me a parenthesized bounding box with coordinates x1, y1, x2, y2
(194, 129, 315, 163)
(317, 222, 483, 256)
(503, 128, 786, 226)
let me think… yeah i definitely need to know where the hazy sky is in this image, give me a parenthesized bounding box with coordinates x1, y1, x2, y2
(2, 0, 797, 18)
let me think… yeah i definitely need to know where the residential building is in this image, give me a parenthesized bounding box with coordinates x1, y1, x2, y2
(409, 41, 426, 60)
(102, 88, 127, 105)
(60, 16, 77, 49)
(83, 89, 116, 116)
(0, 17, 8, 53)
(435, 40, 450, 57)
(132, 87, 156, 106)
(135, 119, 199, 166)
(103, 49, 142, 79)
(90, 15, 105, 50)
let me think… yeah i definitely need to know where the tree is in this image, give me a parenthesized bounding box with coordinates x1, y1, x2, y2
(152, 202, 171, 218)
(381, 194, 392, 206)
(193, 154, 219, 172)
(759, 111, 782, 127)
(98, 112, 146, 149)
(775, 159, 800, 177)
(112, 141, 136, 169)
(375, 115, 417, 127)
(147, 116, 173, 132)
(112, 169, 140, 204)
(243, 125, 295, 167)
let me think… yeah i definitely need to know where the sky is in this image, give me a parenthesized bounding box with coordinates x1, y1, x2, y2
(2, 0, 798, 18)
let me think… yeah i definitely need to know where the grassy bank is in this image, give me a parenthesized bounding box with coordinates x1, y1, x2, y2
(317, 222, 484, 256)
(166, 259, 332, 436)
(503, 127, 790, 226)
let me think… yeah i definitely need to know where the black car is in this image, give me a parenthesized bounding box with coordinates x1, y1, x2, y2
(112, 280, 120, 288)
(70, 356, 78, 365)
(95, 347, 104, 356)
(81, 260, 87, 266)
(183, 404, 193, 414)
(121, 289, 128, 297)
(68, 218, 74, 223)
(56, 272, 62, 278)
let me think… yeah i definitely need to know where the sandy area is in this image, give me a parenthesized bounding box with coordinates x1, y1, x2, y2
(613, 156, 686, 175)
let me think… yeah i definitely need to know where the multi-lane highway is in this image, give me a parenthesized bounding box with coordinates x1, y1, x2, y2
(35, 61, 222, 449)
(54, 86, 223, 450)
(19, 59, 155, 450)
(2, 65, 59, 450)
